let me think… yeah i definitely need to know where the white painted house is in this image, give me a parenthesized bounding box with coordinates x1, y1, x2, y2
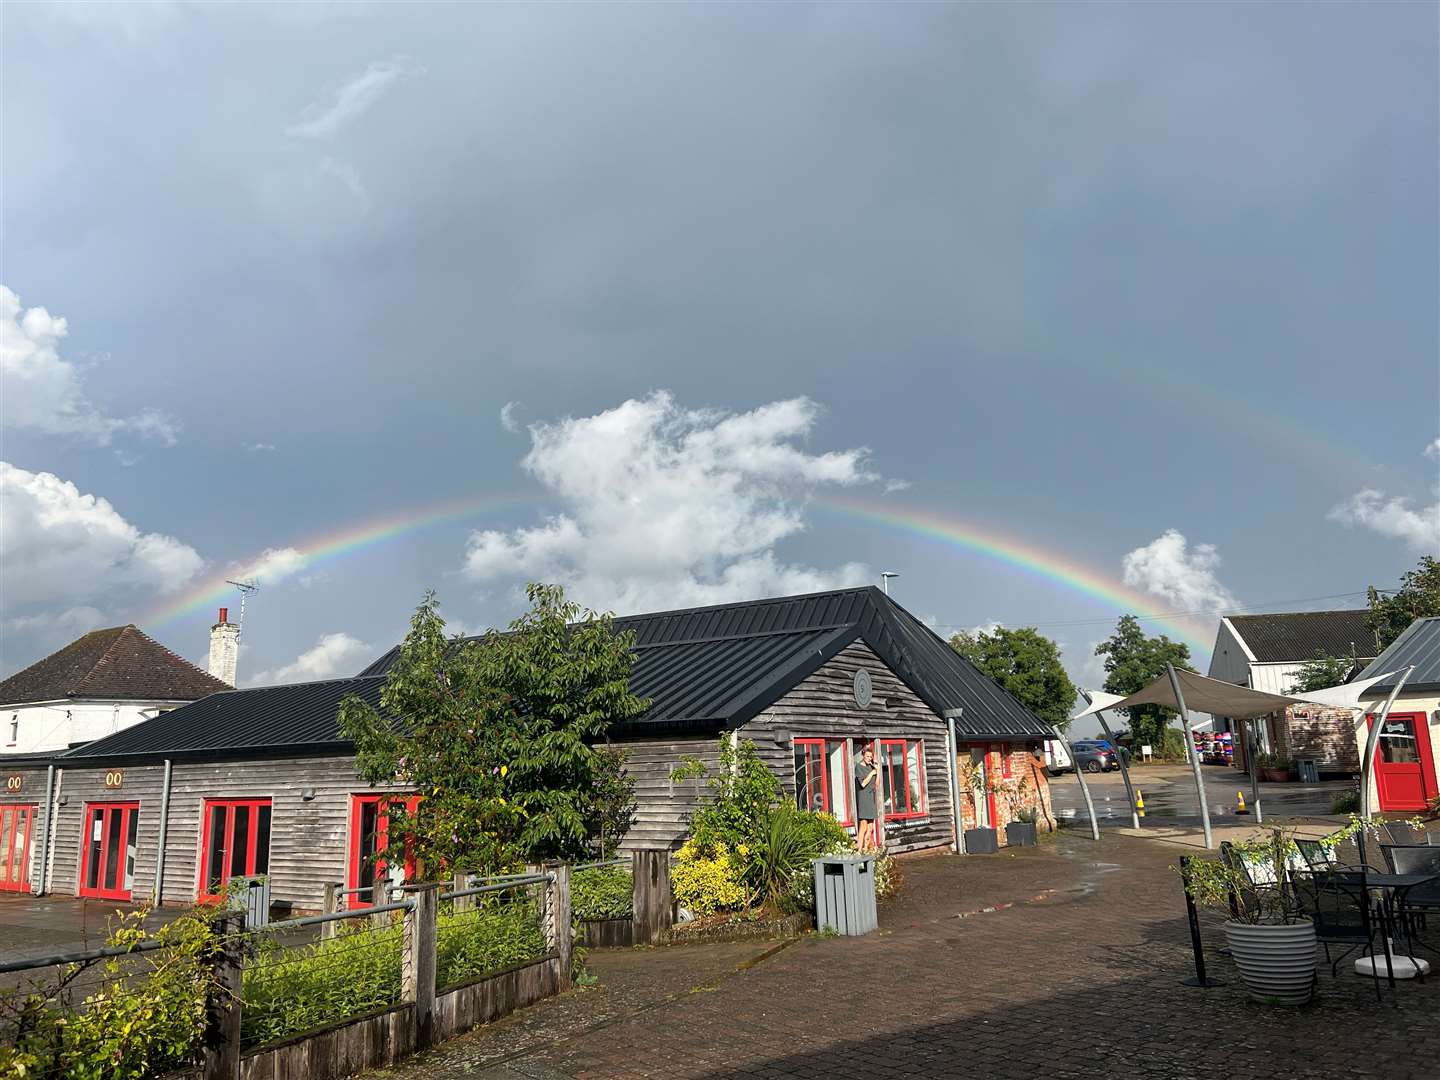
(1207, 610, 1377, 772)
(0, 623, 231, 755)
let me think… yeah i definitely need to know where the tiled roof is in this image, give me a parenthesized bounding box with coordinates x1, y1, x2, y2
(0, 625, 231, 705)
(62, 677, 387, 760)
(1357, 617, 1440, 694)
(1226, 610, 1378, 664)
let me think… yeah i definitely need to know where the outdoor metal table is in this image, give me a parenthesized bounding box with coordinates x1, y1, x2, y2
(1357, 872, 1439, 981)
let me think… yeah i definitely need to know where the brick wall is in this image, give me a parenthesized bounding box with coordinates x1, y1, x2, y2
(957, 743, 1054, 846)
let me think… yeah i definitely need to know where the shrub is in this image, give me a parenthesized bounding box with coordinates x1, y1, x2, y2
(571, 865, 633, 921)
(672, 840, 748, 915)
(436, 899, 546, 988)
(1331, 788, 1361, 815)
(0, 905, 223, 1080)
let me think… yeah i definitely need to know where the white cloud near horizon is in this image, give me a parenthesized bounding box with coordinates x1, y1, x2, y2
(251, 631, 373, 686)
(0, 462, 205, 669)
(1328, 439, 1440, 552)
(1122, 529, 1239, 614)
(231, 547, 308, 586)
(463, 393, 879, 613)
(285, 55, 424, 139)
(1, 286, 179, 446)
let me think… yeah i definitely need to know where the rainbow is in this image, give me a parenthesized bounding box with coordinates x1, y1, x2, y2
(143, 492, 531, 626)
(144, 491, 1212, 659)
(813, 495, 1213, 656)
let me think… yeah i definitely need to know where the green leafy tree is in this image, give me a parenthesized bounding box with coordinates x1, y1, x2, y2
(340, 585, 650, 875)
(587, 745, 638, 858)
(1287, 652, 1354, 694)
(1366, 555, 1440, 653)
(949, 626, 1078, 730)
(1093, 615, 1194, 752)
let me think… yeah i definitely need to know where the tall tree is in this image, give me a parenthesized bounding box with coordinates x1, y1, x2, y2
(949, 626, 1077, 730)
(1093, 615, 1194, 751)
(1366, 555, 1440, 653)
(339, 585, 650, 875)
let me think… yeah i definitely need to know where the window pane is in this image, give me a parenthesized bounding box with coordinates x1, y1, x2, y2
(87, 809, 104, 889)
(230, 805, 250, 879)
(104, 808, 123, 891)
(0, 810, 11, 884)
(255, 805, 271, 875)
(206, 805, 226, 893)
(907, 743, 923, 813)
(792, 746, 809, 811)
(884, 743, 905, 814)
(1380, 719, 1420, 764)
(358, 800, 380, 897)
(123, 809, 138, 891)
(827, 741, 849, 822)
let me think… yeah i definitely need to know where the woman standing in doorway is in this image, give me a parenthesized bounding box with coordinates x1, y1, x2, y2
(855, 743, 880, 853)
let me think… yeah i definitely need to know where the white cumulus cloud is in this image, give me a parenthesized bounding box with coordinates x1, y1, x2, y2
(231, 547, 309, 586)
(251, 632, 373, 686)
(1, 286, 179, 446)
(1329, 489, 1440, 552)
(1424, 437, 1440, 462)
(499, 401, 523, 434)
(462, 393, 880, 613)
(1122, 529, 1239, 614)
(0, 462, 204, 670)
(285, 55, 424, 140)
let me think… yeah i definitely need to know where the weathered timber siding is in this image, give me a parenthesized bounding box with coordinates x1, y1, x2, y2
(0, 763, 52, 893)
(46, 755, 406, 910)
(741, 643, 956, 854)
(609, 736, 719, 850)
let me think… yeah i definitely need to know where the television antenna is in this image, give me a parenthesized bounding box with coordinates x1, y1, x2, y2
(224, 579, 260, 640)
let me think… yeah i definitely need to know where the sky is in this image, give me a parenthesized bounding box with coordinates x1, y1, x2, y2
(2, 2, 1437, 708)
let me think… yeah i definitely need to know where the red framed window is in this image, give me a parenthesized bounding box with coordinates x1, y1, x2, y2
(0, 804, 36, 893)
(879, 739, 927, 819)
(792, 739, 853, 826)
(347, 794, 418, 908)
(80, 802, 139, 901)
(199, 799, 272, 901)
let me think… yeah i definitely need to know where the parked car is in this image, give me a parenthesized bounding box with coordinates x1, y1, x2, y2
(1043, 739, 1073, 776)
(1071, 740, 1128, 773)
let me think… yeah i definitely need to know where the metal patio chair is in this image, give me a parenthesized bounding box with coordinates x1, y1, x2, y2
(1379, 844, 1440, 961)
(1290, 866, 1388, 1000)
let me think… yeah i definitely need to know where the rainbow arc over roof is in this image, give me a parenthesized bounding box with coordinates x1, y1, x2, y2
(146, 491, 1212, 658)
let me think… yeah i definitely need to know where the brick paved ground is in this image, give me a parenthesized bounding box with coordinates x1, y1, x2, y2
(369, 830, 1440, 1080)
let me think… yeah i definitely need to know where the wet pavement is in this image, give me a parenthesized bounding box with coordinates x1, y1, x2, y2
(1048, 762, 1348, 829)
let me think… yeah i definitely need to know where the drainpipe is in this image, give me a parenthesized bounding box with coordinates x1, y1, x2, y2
(153, 759, 173, 904)
(944, 710, 965, 854)
(35, 764, 56, 896)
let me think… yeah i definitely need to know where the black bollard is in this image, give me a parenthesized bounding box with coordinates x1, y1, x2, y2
(1179, 855, 1224, 987)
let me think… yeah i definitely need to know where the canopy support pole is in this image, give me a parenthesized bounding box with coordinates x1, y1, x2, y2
(1358, 667, 1414, 865)
(1245, 718, 1263, 825)
(1168, 664, 1213, 850)
(1051, 725, 1099, 841)
(1085, 692, 1139, 830)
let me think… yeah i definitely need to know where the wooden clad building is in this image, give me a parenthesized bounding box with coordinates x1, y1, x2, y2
(5, 588, 1053, 912)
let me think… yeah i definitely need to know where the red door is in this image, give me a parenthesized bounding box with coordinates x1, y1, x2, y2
(1369, 712, 1437, 813)
(0, 805, 35, 893)
(79, 803, 139, 901)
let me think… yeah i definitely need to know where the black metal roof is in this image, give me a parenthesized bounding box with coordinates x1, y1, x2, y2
(1226, 610, 1378, 664)
(366, 586, 1051, 739)
(1357, 617, 1440, 695)
(60, 677, 387, 761)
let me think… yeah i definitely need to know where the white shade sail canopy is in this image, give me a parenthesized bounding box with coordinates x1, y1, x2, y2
(1074, 667, 1403, 722)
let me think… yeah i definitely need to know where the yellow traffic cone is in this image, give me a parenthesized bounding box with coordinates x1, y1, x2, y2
(1236, 791, 1249, 815)
(1135, 790, 1145, 818)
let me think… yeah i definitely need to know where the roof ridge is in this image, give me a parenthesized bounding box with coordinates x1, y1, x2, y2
(69, 626, 134, 695)
(613, 585, 881, 625)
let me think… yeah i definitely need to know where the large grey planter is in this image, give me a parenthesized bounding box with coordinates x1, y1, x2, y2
(1222, 919, 1316, 1004)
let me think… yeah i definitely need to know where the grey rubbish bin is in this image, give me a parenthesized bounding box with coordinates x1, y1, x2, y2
(1295, 758, 1320, 784)
(812, 855, 877, 936)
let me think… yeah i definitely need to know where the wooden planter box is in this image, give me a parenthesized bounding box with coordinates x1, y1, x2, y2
(963, 827, 998, 854)
(578, 917, 635, 948)
(1004, 821, 1038, 847)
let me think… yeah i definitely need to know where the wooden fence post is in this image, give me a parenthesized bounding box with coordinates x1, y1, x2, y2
(632, 848, 673, 945)
(452, 871, 473, 912)
(402, 884, 439, 1051)
(202, 912, 243, 1080)
(543, 863, 573, 984)
(321, 882, 340, 940)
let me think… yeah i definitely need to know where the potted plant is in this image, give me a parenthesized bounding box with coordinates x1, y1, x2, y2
(958, 758, 998, 854)
(1005, 806, 1039, 847)
(1181, 833, 1316, 1004)
(1255, 752, 1294, 784)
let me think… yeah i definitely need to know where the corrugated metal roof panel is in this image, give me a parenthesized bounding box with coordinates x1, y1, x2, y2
(1357, 617, 1440, 693)
(1226, 610, 1377, 664)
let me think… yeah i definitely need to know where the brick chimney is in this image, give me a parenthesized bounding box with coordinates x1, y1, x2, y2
(208, 607, 240, 687)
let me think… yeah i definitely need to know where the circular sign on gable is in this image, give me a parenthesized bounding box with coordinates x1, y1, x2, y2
(852, 669, 874, 709)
